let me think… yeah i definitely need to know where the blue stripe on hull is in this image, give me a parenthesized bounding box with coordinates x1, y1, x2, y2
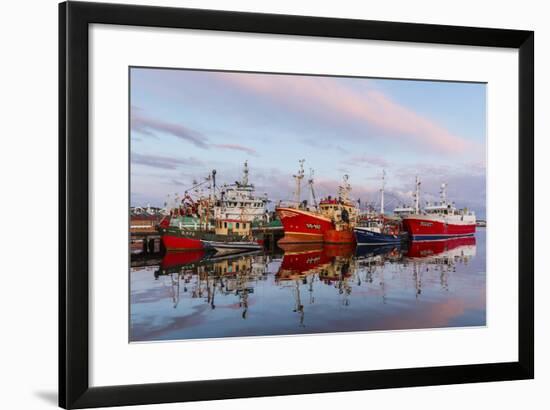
(410, 233, 475, 241)
(354, 229, 402, 245)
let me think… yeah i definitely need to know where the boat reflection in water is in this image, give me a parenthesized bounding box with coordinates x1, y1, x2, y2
(404, 236, 476, 297)
(153, 249, 268, 317)
(130, 231, 485, 341)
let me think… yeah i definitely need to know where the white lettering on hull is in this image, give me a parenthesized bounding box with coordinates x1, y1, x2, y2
(305, 223, 321, 230)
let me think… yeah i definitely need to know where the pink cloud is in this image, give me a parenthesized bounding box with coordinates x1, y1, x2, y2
(217, 73, 472, 154)
(131, 111, 208, 148)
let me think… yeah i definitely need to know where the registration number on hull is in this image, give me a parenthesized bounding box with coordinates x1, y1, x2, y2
(306, 223, 321, 230)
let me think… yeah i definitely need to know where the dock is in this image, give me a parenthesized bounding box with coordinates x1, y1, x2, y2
(252, 225, 284, 251)
(131, 231, 164, 256)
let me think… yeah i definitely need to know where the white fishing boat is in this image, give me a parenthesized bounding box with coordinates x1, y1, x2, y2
(214, 161, 270, 223)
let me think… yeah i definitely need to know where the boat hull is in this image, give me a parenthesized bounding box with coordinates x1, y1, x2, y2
(161, 227, 263, 252)
(276, 207, 333, 244)
(402, 216, 475, 240)
(205, 241, 263, 252)
(324, 229, 356, 244)
(161, 234, 204, 251)
(354, 227, 405, 245)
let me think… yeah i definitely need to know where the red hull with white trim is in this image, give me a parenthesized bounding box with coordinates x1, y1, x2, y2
(403, 215, 475, 240)
(276, 207, 334, 244)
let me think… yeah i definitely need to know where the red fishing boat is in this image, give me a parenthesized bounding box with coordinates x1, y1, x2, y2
(276, 161, 358, 244)
(159, 193, 212, 251)
(276, 207, 334, 244)
(159, 166, 266, 252)
(317, 177, 358, 244)
(161, 218, 263, 253)
(402, 179, 476, 240)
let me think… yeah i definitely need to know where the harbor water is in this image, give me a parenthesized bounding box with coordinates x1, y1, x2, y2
(130, 229, 486, 342)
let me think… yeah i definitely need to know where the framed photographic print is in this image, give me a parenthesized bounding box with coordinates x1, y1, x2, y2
(59, 1, 534, 408)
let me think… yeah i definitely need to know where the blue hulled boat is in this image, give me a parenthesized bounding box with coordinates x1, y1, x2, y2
(354, 225, 405, 245)
(354, 170, 408, 245)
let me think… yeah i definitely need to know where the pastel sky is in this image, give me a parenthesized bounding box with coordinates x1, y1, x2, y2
(130, 67, 486, 218)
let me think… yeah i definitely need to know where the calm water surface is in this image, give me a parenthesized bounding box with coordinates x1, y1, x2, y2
(130, 230, 486, 341)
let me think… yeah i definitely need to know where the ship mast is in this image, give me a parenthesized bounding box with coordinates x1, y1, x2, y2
(208, 173, 213, 202)
(440, 182, 447, 205)
(212, 169, 216, 198)
(339, 174, 351, 202)
(414, 176, 421, 214)
(380, 169, 386, 215)
(293, 159, 305, 204)
(242, 161, 249, 186)
(308, 168, 318, 209)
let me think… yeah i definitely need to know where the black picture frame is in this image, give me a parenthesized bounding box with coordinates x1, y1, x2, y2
(59, 1, 534, 408)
